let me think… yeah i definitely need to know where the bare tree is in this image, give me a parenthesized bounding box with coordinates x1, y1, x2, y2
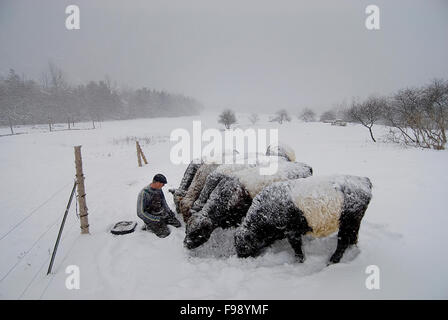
(384, 81, 448, 149)
(299, 108, 316, 122)
(47, 61, 68, 91)
(218, 109, 237, 129)
(0, 69, 32, 134)
(248, 113, 260, 125)
(422, 79, 448, 147)
(272, 109, 291, 124)
(384, 88, 421, 145)
(347, 96, 385, 142)
(45, 62, 70, 130)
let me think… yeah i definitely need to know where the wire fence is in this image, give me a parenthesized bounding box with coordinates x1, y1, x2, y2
(0, 145, 120, 298)
(38, 231, 81, 299)
(30, 197, 105, 300)
(3, 174, 109, 299)
(0, 214, 61, 283)
(0, 181, 77, 284)
(19, 218, 80, 300)
(0, 181, 73, 242)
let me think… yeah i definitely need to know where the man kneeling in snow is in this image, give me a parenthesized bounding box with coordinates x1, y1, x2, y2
(137, 174, 182, 238)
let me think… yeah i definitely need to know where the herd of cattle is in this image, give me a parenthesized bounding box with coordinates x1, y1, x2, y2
(169, 145, 373, 264)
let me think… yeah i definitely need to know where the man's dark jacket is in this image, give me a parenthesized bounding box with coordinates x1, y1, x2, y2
(137, 186, 174, 223)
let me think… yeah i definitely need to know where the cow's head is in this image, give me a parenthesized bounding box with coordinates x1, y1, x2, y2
(184, 214, 214, 249)
(234, 228, 260, 258)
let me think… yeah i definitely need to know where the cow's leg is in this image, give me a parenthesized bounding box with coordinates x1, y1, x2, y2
(330, 206, 367, 264)
(286, 206, 311, 263)
(286, 231, 305, 262)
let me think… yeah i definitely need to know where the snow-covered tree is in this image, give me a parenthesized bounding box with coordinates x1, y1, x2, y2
(299, 108, 316, 122)
(248, 113, 259, 125)
(347, 96, 385, 142)
(272, 109, 291, 124)
(0, 63, 204, 128)
(218, 109, 237, 129)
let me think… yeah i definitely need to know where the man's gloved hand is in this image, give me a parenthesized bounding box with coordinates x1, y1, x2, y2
(164, 212, 182, 228)
(162, 209, 181, 226)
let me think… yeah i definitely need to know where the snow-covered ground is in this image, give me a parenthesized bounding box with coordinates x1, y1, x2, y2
(0, 113, 447, 299)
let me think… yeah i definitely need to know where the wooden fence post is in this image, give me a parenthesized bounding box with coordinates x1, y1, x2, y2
(74, 146, 89, 234)
(136, 141, 142, 167)
(136, 141, 148, 165)
(8, 115, 14, 135)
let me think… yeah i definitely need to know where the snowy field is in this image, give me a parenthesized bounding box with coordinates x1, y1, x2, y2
(0, 113, 447, 299)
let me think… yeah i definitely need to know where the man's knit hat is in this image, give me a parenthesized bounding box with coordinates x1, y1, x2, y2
(153, 173, 167, 184)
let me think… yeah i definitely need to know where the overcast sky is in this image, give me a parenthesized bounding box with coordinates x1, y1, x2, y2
(1, 0, 447, 113)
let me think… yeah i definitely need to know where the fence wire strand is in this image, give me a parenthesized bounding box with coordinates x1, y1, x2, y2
(0, 181, 73, 242)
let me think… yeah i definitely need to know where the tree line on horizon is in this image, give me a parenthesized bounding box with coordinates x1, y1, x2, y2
(280, 79, 448, 150)
(218, 78, 447, 150)
(0, 63, 204, 133)
(331, 79, 447, 150)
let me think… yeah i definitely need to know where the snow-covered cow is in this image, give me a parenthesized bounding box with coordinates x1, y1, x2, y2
(265, 143, 296, 162)
(184, 159, 313, 249)
(171, 144, 297, 223)
(189, 143, 297, 217)
(234, 175, 373, 264)
(169, 161, 202, 213)
(188, 163, 254, 216)
(177, 163, 219, 222)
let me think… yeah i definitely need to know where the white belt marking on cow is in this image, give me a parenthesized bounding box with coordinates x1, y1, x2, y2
(291, 180, 344, 238)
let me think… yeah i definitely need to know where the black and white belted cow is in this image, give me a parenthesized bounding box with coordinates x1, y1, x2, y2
(234, 175, 373, 264)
